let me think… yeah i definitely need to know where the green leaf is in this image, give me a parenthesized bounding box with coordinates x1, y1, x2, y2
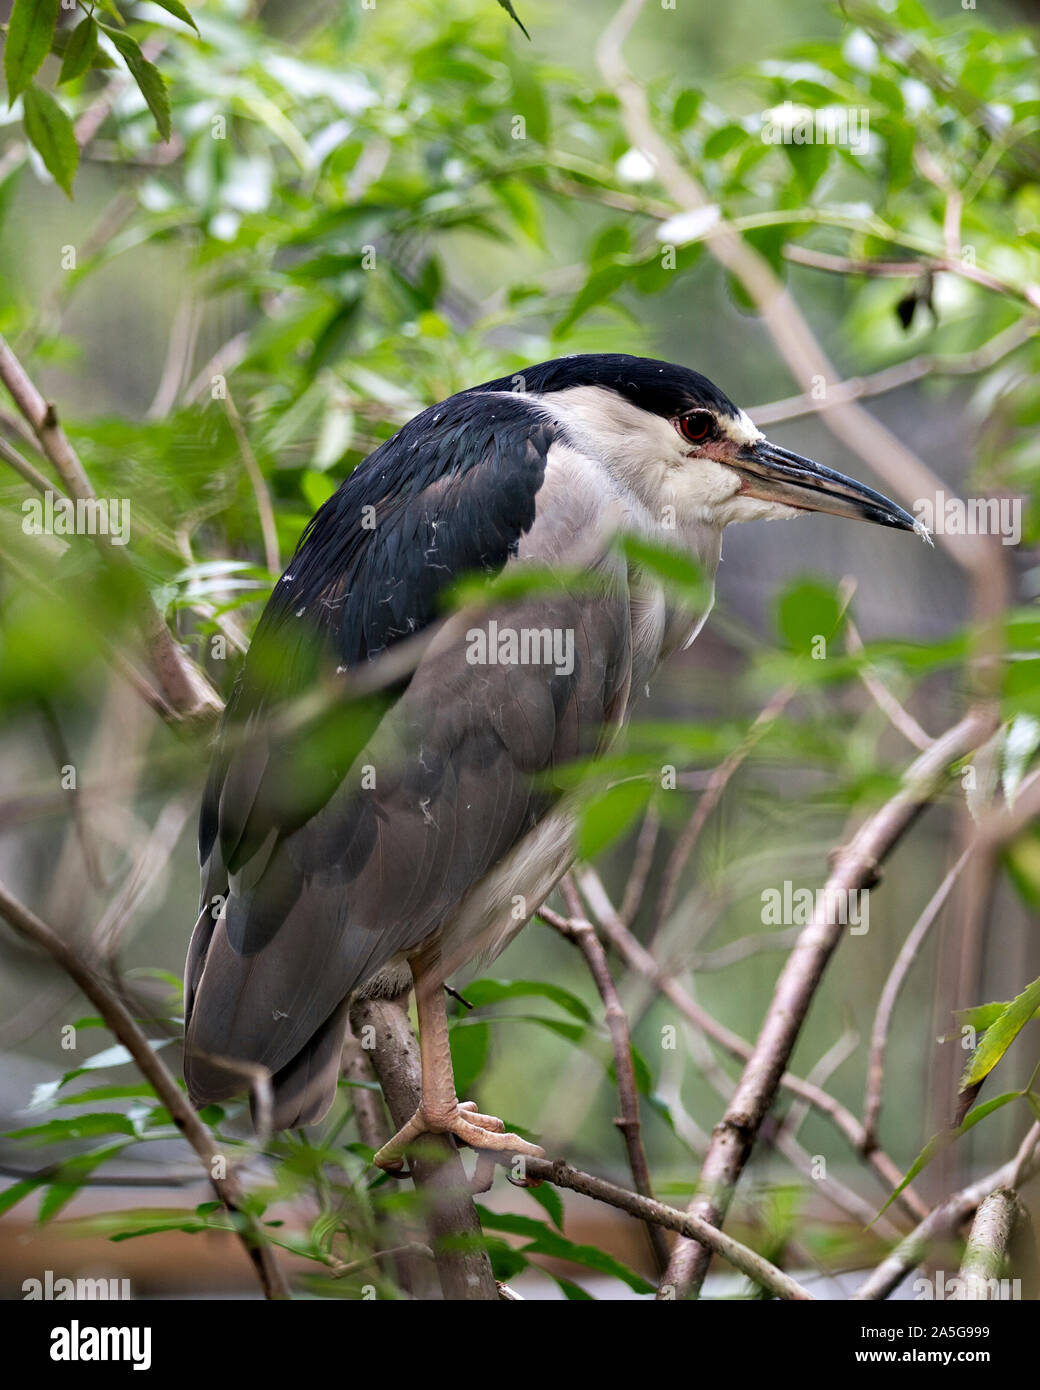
(58, 17, 97, 85)
(449, 1019, 490, 1097)
(97, 24, 171, 141)
(876, 1091, 1024, 1220)
(956, 1000, 1018, 1033)
(147, 0, 199, 33)
(38, 1141, 133, 1224)
(672, 88, 703, 131)
(962, 975, 1040, 1088)
(776, 576, 843, 654)
(618, 534, 707, 601)
(21, 84, 78, 196)
(578, 778, 652, 860)
(554, 263, 628, 338)
(56, 1083, 158, 1107)
(476, 1207, 654, 1293)
(5, 0, 61, 102)
(8, 1114, 136, 1143)
(551, 1273, 594, 1299)
(496, 0, 529, 39)
(0, 1177, 43, 1217)
(74, 1206, 222, 1242)
(527, 1181, 565, 1232)
(301, 469, 337, 514)
(464, 978, 594, 1024)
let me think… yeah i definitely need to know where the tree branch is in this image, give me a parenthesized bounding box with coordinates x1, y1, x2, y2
(547, 879, 671, 1273)
(578, 867, 929, 1223)
(958, 1189, 1024, 1300)
(652, 710, 991, 1297)
(0, 333, 221, 723)
(0, 879, 290, 1300)
(863, 849, 970, 1151)
(853, 1124, 1040, 1300)
(348, 995, 499, 1301)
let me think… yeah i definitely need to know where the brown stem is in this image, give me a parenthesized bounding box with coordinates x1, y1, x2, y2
(0, 334, 221, 722)
(0, 880, 290, 1300)
(854, 1124, 1040, 1300)
(653, 684, 796, 935)
(348, 995, 499, 1301)
(508, 1156, 814, 1300)
(551, 879, 670, 1273)
(863, 850, 970, 1151)
(578, 867, 928, 1223)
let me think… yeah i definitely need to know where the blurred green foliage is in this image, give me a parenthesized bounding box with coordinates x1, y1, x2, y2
(1, 0, 1038, 1297)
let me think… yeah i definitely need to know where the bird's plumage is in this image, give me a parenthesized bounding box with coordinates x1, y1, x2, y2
(186, 361, 647, 1127)
(184, 353, 919, 1130)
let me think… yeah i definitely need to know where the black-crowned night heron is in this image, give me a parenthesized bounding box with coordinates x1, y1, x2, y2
(183, 353, 924, 1170)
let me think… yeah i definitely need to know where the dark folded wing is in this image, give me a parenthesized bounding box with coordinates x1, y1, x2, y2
(184, 393, 631, 1120)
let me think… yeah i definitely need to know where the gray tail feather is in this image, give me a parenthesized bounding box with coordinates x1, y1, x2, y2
(257, 999, 352, 1131)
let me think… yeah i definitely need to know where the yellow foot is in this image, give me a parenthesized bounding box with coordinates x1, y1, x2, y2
(373, 1099, 544, 1173)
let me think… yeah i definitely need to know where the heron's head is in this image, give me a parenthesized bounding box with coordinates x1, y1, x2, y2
(499, 354, 926, 538)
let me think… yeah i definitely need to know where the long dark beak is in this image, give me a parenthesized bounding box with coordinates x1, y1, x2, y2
(735, 440, 927, 537)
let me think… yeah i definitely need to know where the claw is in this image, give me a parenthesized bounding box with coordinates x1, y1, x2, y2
(373, 1098, 544, 1172)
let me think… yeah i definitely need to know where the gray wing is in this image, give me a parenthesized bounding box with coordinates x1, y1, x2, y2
(184, 412, 633, 1128)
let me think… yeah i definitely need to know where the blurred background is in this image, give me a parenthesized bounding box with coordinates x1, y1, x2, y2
(0, 0, 1038, 1298)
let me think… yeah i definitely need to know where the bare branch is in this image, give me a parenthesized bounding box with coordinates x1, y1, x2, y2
(854, 1124, 1040, 1301)
(620, 804, 660, 927)
(650, 710, 991, 1297)
(959, 1189, 1024, 1299)
(846, 616, 934, 752)
(548, 878, 671, 1272)
(0, 333, 221, 722)
(348, 995, 499, 1301)
(224, 389, 281, 577)
(596, 0, 1012, 622)
(0, 880, 290, 1300)
(577, 867, 928, 1222)
(750, 316, 1037, 427)
(505, 1156, 814, 1300)
(863, 850, 971, 1150)
(654, 684, 796, 934)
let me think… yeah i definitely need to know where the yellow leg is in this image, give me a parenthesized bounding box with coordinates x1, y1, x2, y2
(373, 943, 544, 1172)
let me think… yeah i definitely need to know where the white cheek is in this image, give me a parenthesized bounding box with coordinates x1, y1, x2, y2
(717, 495, 802, 525)
(664, 458, 743, 516)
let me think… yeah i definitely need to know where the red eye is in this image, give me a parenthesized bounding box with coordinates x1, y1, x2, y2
(678, 410, 716, 445)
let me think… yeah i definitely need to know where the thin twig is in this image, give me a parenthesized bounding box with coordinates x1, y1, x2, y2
(549, 877, 670, 1273)
(348, 995, 499, 1301)
(749, 316, 1037, 426)
(846, 617, 934, 752)
(620, 804, 660, 926)
(863, 849, 971, 1151)
(0, 880, 290, 1300)
(578, 867, 928, 1222)
(597, 0, 1009, 629)
(958, 1189, 1022, 1299)
(656, 711, 989, 1297)
(853, 1124, 1040, 1301)
(0, 334, 221, 721)
(224, 390, 281, 576)
(657, 710, 991, 1298)
(502, 1156, 814, 1300)
(654, 684, 796, 934)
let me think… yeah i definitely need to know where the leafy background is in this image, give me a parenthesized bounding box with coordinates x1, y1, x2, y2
(0, 0, 1038, 1297)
